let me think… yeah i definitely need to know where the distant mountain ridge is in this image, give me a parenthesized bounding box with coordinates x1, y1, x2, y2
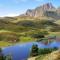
(20, 3, 60, 20)
(0, 3, 60, 24)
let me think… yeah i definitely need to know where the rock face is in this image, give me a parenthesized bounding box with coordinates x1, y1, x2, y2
(21, 3, 60, 19)
(25, 3, 56, 17)
(57, 7, 60, 15)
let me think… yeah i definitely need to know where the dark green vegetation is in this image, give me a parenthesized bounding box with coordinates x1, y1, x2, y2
(30, 44, 58, 60)
(30, 44, 39, 56)
(30, 44, 58, 57)
(38, 47, 58, 55)
(0, 48, 12, 60)
(0, 48, 5, 60)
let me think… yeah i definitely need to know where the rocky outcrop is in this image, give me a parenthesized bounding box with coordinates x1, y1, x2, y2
(25, 3, 56, 17)
(20, 3, 60, 20)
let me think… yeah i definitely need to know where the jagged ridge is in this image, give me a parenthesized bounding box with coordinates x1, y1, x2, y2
(20, 3, 60, 20)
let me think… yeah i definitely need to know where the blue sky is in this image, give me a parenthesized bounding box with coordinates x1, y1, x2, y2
(0, 0, 60, 17)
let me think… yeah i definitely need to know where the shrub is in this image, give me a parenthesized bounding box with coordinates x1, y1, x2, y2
(38, 47, 58, 55)
(30, 44, 39, 56)
(0, 48, 5, 60)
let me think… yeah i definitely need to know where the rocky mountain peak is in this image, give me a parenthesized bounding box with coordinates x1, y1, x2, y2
(19, 3, 60, 20)
(42, 3, 55, 10)
(25, 3, 56, 17)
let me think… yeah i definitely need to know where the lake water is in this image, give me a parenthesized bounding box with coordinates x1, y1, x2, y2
(2, 42, 60, 60)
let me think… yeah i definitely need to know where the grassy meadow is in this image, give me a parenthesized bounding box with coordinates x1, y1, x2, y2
(0, 18, 60, 47)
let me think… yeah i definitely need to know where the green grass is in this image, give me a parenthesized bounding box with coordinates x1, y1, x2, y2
(0, 30, 60, 47)
(0, 19, 60, 47)
(0, 37, 34, 47)
(0, 41, 12, 47)
(0, 30, 34, 47)
(49, 32, 60, 36)
(19, 36, 34, 43)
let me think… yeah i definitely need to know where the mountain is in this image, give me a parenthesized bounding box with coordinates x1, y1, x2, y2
(1, 3, 60, 22)
(19, 3, 60, 20)
(26, 3, 55, 17)
(57, 7, 60, 14)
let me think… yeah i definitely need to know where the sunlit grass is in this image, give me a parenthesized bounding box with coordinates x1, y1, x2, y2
(0, 41, 12, 47)
(19, 36, 34, 43)
(55, 20, 60, 25)
(49, 32, 60, 36)
(0, 30, 12, 33)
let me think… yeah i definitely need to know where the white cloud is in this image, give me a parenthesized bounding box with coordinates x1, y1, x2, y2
(0, 9, 26, 17)
(7, 13, 18, 17)
(6, 13, 19, 17)
(0, 13, 19, 17)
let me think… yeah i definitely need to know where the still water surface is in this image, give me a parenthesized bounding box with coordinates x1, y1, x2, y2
(3, 42, 60, 60)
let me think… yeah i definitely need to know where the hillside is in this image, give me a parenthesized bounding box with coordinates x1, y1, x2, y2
(55, 20, 60, 25)
(0, 18, 59, 32)
(36, 50, 60, 60)
(0, 3, 60, 47)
